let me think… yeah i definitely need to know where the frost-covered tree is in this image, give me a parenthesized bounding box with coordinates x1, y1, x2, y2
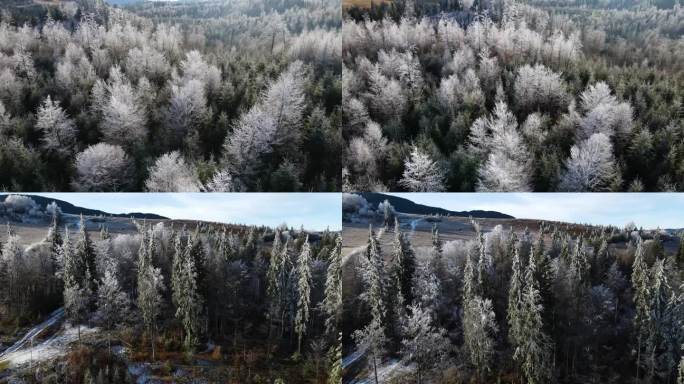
(473, 101, 532, 191)
(578, 82, 634, 141)
(72, 143, 133, 192)
(295, 236, 312, 354)
(632, 237, 650, 378)
(513, 252, 553, 384)
(137, 259, 165, 361)
(559, 133, 618, 192)
(353, 318, 386, 384)
(165, 79, 207, 146)
(223, 106, 277, 185)
(262, 61, 307, 150)
(175, 240, 202, 356)
(401, 304, 451, 384)
(508, 245, 525, 347)
(99, 68, 147, 149)
(391, 218, 415, 307)
(145, 151, 201, 192)
(514, 64, 568, 112)
(202, 170, 236, 192)
(463, 295, 498, 379)
(36, 96, 77, 157)
(97, 266, 130, 353)
(399, 146, 446, 192)
(322, 235, 342, 336)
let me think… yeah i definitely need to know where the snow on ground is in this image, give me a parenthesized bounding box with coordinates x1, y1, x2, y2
(348, 358, 415, 384)
(0, 321, 98, 368)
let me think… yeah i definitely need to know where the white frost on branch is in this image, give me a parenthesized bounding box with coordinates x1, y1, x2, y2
(399, 146, 446, 192)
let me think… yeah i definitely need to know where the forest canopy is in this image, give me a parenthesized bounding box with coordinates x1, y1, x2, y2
(342, 0, 684, 192)
(0, 0, 342, 192)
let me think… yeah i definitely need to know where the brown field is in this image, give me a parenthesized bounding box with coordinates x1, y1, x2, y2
(342, 0, 393, 9)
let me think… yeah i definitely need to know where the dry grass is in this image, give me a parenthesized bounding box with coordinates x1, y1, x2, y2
(343, 0, 393, 9)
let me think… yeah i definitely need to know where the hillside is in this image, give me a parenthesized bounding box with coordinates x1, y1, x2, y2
(0, 194, 168, 220)
(359, 192, 514, 219)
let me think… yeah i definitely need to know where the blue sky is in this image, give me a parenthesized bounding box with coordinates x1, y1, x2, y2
(31, 193, 341, 231)
(388, 193, 684, 229)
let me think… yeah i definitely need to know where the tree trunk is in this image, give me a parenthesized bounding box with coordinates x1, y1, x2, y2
(372, 351, 379, 384)
(151, 326, 156, 361)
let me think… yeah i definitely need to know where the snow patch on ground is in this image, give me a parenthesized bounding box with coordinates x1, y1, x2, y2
(0, 323, 98, 368)
(349, 358, 415, 384)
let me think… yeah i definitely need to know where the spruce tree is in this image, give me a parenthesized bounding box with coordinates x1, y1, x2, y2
(365, 225, 387, 330)
(171, 230, 184, 309)
(322, 235, 342, 337)
(645, 259, 673, 380)
(295, 235, 312, 355)
(75, 214, 97, 291)
(632, 236, 650, 379)
(514, 251, 553, 384)
(137, 260, 165, 361)
(391, 218, 415, 307)
(677, 232, 684, 266)
(508, 245, 524, 348)
(327, 333, 343, 384)
(176, 246, 202, 356)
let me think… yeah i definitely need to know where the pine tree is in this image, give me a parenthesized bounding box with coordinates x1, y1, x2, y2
(364, 226, 387, 330)
(137, 260, 165, 361)
(514, 251, 553, 384)
(401, 304, 451, 384)
(97, 266, 130, 353)
(171, 230, 184, 308)
(392, 218, 415, 307)
(632, 236, 650, 379)
(353, 317, 386, 384)
(322, 235, 342, 337)
(677, 232, 684, 266)
(645, 259, 673, 381)
(295, 235, 312, 355)
(176, 244, 202, 356)
(327, 333, 343, 384)
(508, 245, 524, 348)
(463, 295, 498, 379)
(74, 215, 97, 292)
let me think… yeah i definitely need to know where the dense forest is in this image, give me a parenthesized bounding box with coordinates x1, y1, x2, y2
(0, 195, 342, 383)
(0, 0, 341, 191)
(342, 0, 684, 191)
(343, 198, 684, 383)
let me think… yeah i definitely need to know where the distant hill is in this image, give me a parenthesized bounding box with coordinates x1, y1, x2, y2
(0, 194, 168, 220)
(359, 192, 514, 219)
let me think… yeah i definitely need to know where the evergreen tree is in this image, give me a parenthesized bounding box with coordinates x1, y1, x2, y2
(391, 217, 415, 307)
(137, 260, 165, 361)
(463, 295, 498, 379)
(514, 251, 553, 384)
(364, 226, 387, 331)
(401, 304, 451, 384)
(295, 236, 312, 354)
(645, 259, 674, 381)
(97, 266, 130, 353)
(677, 232, 684, 266)
(327, 333, 343, 384)
(632, 236, 650, 379)
(353, 317, 386, 384)
(176, 244, 202, 356)
(322, 235, 342, 337)
(508, 245, 524, 348)
(75, 214, 97, 291)
(171, 230, 184, 309)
